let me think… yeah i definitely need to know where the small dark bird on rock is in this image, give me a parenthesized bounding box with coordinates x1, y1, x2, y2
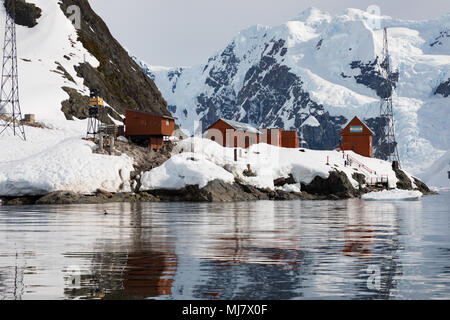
(104, 210, 108, 215)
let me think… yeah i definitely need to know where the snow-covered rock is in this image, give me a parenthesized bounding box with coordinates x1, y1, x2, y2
(140, 7, 450, 176)
(140, 152, 235, 190)
(140, 137, 401, 191)
(362, 189, 423, 201)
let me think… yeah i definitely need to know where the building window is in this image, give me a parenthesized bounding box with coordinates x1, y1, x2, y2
(166, 120, 170, 126)
(245, 136, 250, 148)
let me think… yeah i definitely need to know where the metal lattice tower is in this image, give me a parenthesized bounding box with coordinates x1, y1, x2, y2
(376, 28, 400, 165)
(0, 1, 26, 140)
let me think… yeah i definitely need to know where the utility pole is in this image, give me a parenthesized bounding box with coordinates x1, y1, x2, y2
(0, 0, 26, 140)
(376, 28, 400, 166)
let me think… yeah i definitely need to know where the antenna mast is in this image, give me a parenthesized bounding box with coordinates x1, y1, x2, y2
(0, 0, 26, 140)
(376, 28, 400, 166)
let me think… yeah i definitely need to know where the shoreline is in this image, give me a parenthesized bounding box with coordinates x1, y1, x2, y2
(0, 176, 435, 206)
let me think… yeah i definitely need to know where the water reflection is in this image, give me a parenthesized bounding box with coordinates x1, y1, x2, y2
(0, 192, 449, 300)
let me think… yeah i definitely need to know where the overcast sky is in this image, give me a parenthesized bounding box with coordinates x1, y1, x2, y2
(89, 0, 450, 67)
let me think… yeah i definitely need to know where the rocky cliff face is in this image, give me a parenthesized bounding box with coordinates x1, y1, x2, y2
(58, 0, 169, 121)
(436, 78, 450, 97)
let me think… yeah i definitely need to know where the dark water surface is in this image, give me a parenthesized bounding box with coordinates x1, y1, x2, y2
(0, 191, 449, 300)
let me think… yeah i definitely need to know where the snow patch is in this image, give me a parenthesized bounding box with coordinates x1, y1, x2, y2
(362, 189, 423, 201)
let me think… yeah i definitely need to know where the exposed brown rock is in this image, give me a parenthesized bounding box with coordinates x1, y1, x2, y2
(58, 0, 170, 121)
(4, 0, 42, 28)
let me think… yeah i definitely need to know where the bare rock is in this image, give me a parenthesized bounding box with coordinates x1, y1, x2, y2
(301, 170, 356, 199)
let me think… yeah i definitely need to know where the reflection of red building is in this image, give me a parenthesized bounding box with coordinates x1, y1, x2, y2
(342, 227, 374, 258)
(340, 116, 374, 157)
(123, 251, 178, 297)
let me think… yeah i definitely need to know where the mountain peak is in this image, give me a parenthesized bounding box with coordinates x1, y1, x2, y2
(293, 7, 331, 25)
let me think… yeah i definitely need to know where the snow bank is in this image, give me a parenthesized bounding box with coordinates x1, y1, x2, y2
(140, 137, 400, 192)
(362, 189, 423, 201)
(140, 152, 234, 190)
(0, 122, 134, 197)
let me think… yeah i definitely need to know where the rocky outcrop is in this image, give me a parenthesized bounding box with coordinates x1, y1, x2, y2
(301, 171, 358, 199)
(4, 0, 42, 28)
(435, 78, 450, 97)
(393, 167, 434, 195)
(192, 38, 348, 150)
(412, 177, 434, 195)
(349, 58, 399, 99)
(57, 0, 169, 121)
(393, 168, 413, 190)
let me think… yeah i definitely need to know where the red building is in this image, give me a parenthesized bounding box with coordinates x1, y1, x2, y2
(206, 119, 299, 149)
(205, 119, 261, 148)
(280, 130, 300, 149)
(340, 116, 374, 158)
(259, 128, 282, 146)
(125, 109, 177, 149)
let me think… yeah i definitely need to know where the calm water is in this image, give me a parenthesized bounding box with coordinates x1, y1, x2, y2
(0, 192, 449, 300)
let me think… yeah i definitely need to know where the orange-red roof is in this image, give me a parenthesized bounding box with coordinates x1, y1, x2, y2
(340, 116, 374, 136)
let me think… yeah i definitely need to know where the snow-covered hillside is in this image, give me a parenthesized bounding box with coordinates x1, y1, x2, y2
(1, 0, 98, 121)
(0, 0, 157, 196)
(143, 8, 450, 177)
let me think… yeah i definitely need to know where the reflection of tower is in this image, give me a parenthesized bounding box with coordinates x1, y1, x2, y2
(0, 1, 26, 140)
(376, 28, 400, 166)
(86, 89, 105, 139)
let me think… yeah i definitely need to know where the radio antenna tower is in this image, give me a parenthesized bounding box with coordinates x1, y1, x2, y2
(376, 28, 400, 166)
(0, 0, 26, 140)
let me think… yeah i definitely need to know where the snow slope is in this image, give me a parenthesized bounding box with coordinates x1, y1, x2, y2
(420, 150, 450, 189)
(1, 0, 99, 121)
(140, 137, 401, 192)
(0, 1, 135, 196)
(143, 7, 450, 176)
(0, 120, 134, 196)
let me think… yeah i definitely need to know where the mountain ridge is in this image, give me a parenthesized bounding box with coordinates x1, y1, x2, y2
(140, 7, 450, 175)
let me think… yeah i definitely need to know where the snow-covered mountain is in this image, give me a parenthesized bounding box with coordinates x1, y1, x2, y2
(142, 8, 450, 176)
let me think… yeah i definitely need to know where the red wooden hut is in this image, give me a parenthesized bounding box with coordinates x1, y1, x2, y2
(340, 116, 374, 158)
(205, 118, 261, 148)
(125, 109, 177, 149)
(280, 130, 300, 149)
